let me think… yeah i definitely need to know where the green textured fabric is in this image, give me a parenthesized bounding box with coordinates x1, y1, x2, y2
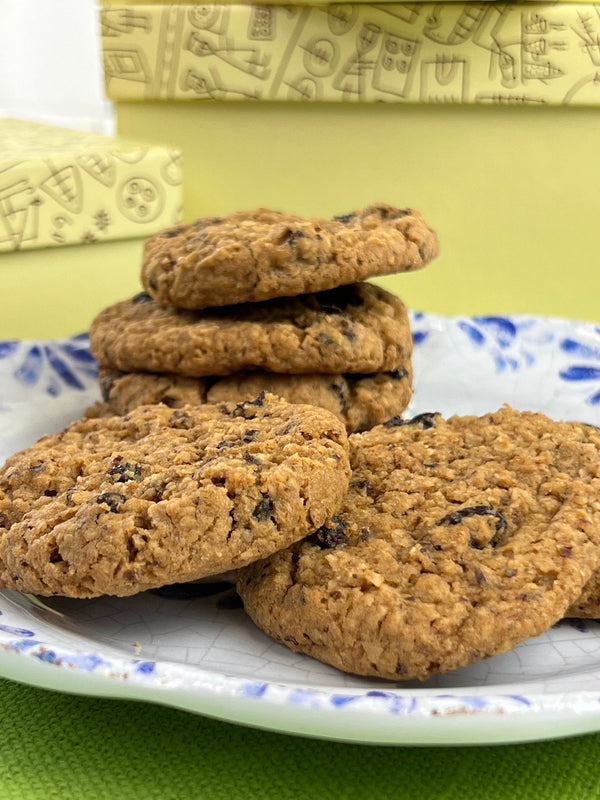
(1, 679, 600, 800)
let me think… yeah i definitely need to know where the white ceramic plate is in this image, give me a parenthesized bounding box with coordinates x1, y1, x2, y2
(0, 313, 599, 746)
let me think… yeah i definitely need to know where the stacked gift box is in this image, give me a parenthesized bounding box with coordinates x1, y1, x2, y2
(0, 118, 182, 338)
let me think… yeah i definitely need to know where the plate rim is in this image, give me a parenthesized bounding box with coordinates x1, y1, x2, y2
(2, 627, 600, 746)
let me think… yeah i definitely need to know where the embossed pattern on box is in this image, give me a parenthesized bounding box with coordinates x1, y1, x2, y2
(101, 3, 600, 105)
(0, 119, 182, 252)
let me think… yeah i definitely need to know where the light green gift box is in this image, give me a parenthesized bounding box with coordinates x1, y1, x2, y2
(0, 118, 182, 338)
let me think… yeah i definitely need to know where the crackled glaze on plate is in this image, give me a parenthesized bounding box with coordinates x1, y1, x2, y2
(0, 313, 599, 746)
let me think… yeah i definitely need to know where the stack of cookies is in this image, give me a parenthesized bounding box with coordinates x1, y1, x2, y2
(88, 203, 440, 432)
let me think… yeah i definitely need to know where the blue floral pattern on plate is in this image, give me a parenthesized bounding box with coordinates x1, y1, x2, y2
(0, 334, 97, 398)
(0, 314, 599, 746)
(456, 316, 552, 371)
(558, 331, 600, 406)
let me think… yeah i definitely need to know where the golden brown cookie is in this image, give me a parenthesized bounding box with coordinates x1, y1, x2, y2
(89, 284, 412, 377)
(562, 424, 600, 618)
(97, 364, 413, 434)
(141, 203, 439, 309)
(566, 571, 600, 618)
(0, 394, 349, 598)
(238, 407, 600, 681)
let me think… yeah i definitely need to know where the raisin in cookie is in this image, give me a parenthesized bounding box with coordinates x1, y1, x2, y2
(97, 364, 413, 434)
(0, 394, 349, 598)
(142, 203, 439, 309)
(238, 407, 600, 681)
(89, 284, 412, 377)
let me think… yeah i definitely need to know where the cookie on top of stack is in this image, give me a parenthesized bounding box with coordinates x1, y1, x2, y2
(89, 203, 440, 432)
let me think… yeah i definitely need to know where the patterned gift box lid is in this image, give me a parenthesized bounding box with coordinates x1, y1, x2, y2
(100, 3, 600, 105)
(0, 118, 182, 253)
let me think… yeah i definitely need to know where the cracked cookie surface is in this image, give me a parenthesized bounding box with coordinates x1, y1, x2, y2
(238, 407, 600, 681)
(89, 283, 412, 377)
(141, 203, 439, 309)
(96, 364, 413, 434)
(0, 394, 350, 598)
